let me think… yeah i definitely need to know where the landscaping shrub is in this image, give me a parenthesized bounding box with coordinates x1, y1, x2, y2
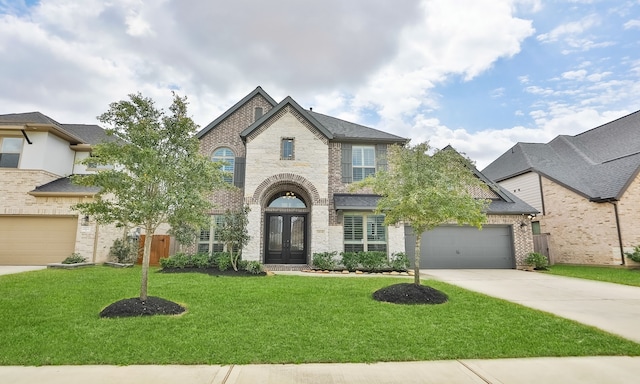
(340, 252, 359, 270)
(109, 238, 137, 264)
(312, 252, 337, 270)
(191, 253, 214, 268)
(215, 252, 232, 271)
(359, 251, 387, 271)
(624, 245, 640, 263)
(62, 253, 87, 264)
(159, 253, 190, 269)
(244, 261, 263, 274)
(525, 252, 549, 270)
(389, 252, 410, 271)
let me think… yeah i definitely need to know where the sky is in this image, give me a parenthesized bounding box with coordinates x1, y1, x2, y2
(1, 0, 639, 169)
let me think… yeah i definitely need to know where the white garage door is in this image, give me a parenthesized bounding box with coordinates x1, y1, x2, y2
(0, 216, 78, 265)
(405, 225, 515, 269)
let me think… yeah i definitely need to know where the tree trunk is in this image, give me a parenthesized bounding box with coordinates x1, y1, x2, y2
(414, 232, 422, 286)
(140, 230, 153, 301)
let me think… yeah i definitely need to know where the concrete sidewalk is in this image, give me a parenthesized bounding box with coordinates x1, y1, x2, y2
(2, 356, 640, 384)
(424, 269, 640, 343)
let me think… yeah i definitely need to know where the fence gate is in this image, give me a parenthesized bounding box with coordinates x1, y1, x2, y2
(137, 235, 170, 266)
(533, 234, 551, 264)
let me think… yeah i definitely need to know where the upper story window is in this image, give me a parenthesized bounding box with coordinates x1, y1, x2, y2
(212, 147, 235, 184)
(86, 153, 114, 171)
(0, 137, 23, 168)
(352, 145, 376, 182)
(281, 138, 294, 160)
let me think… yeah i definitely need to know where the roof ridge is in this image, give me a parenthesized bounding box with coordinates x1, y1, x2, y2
(574, 109, 640, 138)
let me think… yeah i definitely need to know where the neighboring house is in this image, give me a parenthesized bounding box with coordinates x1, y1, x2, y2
(482, 110, 640, 266)
(196, 87, 537, 269)
(0, 112, 121, 265)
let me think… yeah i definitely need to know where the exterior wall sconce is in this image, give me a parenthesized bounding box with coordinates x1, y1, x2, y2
(81, 215, 90, 226)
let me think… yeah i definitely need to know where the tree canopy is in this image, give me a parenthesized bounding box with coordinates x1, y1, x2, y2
(352, 142, 490, 285)
(73, 93, 227, 300)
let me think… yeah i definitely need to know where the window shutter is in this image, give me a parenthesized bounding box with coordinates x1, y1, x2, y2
(234, 157, 245, 188)
(341, 143, 352, 183)
(376, 144, 387, 172)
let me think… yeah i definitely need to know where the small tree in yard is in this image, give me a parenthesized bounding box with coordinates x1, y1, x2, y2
(73, 93, 227, 303)
(352, 142, 490, 286)
(217, 207, 250, 271)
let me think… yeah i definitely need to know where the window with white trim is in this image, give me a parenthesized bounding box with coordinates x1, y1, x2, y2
(212, 147, 234, 184)
(343, 213, 387, 253)
(198, 215, 225, 254)
(0, 137, 23, 168)
(352, 146, 376, 182)
(281, 138, 294, 160)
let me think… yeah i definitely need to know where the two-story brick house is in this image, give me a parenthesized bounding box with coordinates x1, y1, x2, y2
(196, 87, 537, 268)
(0, 112, 121, 265)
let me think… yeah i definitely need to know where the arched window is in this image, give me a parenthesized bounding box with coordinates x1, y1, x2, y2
(268, 191, 306, 208)
(212, 147, 234, 184)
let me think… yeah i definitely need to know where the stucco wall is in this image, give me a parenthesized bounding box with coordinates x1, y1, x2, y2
(540, 176, 622, 265)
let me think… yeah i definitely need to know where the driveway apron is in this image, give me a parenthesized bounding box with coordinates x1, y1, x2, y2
(424, 269, 640, 343)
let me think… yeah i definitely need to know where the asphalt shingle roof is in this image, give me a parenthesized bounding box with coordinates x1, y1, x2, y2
(0, 112, 110, 145)
(30, 176, 100, 195)
(197, 86, 407, 143)
(482, 110, 640, 201)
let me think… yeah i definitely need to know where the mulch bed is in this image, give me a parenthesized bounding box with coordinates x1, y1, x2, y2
(159, 267, 266, 277)
(100, 296, 186, 318)
(373, 283, 448, 305)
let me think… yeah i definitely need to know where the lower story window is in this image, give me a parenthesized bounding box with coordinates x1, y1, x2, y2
(198, 215, 225, 254)
(343, 213, 387, 253)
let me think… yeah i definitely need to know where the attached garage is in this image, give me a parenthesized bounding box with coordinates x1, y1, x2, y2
(0, 216, 78, 265)
(405, 225, 515, 269)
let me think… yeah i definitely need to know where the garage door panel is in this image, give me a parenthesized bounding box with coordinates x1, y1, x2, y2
(406, 225, 514, 269)
(0, 216, 78, 265)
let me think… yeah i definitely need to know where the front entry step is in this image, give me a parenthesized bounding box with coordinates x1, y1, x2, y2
(263, 264, 310, 271)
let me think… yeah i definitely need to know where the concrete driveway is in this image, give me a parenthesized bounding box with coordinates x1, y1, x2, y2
(424, 269, 640, 343)
(0, 266, 46, 276)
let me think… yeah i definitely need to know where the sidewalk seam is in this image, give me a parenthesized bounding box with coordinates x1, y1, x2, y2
(457, 360, 492, 384)
(219, 364, 234, 384)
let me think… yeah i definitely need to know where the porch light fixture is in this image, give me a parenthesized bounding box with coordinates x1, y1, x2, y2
(81, 215, 90, 226)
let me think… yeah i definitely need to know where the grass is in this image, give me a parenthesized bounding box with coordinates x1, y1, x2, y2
(0, 266, 639, 365)
(545, 265, 640, 287)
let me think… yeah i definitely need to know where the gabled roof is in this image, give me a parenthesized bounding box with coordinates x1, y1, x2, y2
(0, 112, 110, 145)
(241, 96, 334, 140)
(483, 110, 640, 201)
(442, 145, 538, 215)
(195, 86, 278, 139)
(196, 86, 408, 143)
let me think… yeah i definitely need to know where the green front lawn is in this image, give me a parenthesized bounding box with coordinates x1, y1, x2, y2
(1, 266, 638, 365)
(546, 265, 640, 287)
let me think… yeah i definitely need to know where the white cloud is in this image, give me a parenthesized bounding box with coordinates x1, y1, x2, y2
(561, 70, 587, 81)
(624, 19, 640, 29)
(537, 14, 599, 43)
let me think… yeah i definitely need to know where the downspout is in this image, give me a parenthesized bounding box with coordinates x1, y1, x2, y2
(92, 223, 100, 263)
(611, 202, 625, 266)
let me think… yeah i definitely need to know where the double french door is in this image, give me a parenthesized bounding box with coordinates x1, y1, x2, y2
(265, 213, 307, 264)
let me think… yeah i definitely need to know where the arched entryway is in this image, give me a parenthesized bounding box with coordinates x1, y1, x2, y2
(263, 190, 309, 264)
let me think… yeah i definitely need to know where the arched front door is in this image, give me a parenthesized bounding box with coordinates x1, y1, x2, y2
(264, 192, 308, 264)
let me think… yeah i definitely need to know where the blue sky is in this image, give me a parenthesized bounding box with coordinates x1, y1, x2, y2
(1, 0, 639, 168)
